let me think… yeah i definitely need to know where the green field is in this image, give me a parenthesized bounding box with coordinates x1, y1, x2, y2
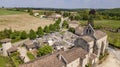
(105, 31, 120, 48)
(0, 55, 15, 67)
(80, 20, 120, 30)
(0, 9, 25, 15)
(80, 20, 120, 48)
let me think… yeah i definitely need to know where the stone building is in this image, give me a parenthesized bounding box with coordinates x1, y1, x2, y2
(19, 24, 108, 67)
(23, 40, 39, 51)
(19, 47, 89, 67)
(48, 14, 62, 20)
(0, 38, 12, 56)
(75, 24, 108, 62)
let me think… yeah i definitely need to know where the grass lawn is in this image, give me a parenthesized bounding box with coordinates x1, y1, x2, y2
(0, 55, 15, 67)
(0, 9, 25, 15)
(105, 31, 120, 48)
(80, 20, 120, 30)
(11, 52, 23, 67)
(27, 52, 35, 60)
(80, 20, 120, 48)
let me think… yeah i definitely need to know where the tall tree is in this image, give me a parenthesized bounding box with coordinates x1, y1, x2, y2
(37, 45, 53, 56)
(29, 29, 36, 40)
(36, 27, 44, 37)
(62, 20, 69, 28)
(88, 9, 96, 27)
(44, 26, 50, 33)
(49, 24, 56, 32)
(20, 31, 27, 39)
(3, 28, 12, 38)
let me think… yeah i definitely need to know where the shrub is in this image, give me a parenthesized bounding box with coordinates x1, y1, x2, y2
(27, 52, 35, 60)
(37, 45, 53, 56)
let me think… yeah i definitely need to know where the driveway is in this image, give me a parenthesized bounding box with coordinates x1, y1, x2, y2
(18, 47, 30, 62)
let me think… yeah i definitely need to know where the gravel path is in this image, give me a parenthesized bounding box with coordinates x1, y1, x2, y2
(97, 47, 120, 67)
(18, 47, 30, 62)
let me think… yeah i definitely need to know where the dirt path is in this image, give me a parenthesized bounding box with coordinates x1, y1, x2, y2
(97, 52, 120, 67)
(18, 47, 30, 62)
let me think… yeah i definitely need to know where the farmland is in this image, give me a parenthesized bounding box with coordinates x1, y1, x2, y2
(0, 14, 54, 32)
(0, 9, 25, 15)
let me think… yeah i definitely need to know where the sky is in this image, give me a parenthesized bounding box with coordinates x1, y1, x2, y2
(0, 0, 120, 8)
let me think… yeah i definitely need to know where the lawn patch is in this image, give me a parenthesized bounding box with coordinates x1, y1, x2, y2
(27, 52, 35, 60)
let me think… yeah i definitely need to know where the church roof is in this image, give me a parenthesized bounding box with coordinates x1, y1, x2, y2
(94, 30, 107, 40)
(61, 47, 88, 63)
(80, 36, 94, 42)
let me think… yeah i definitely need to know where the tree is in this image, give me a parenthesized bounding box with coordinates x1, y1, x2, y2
(68, 27, 75, 33)
(36, 27, 44, 37)
(62, 20, 69, 28)
(49, 24, 56, 32)
(63, 12, 70, 17)
(69, 15, 74, 20)
(28, 9, 33, 15)
(10, 33, 16, 39)
(54, 23, 60, 31)
(3, 28, 12, 38)
(20, 31, 27, 39)
(29, 29, 36, 40)
(10, 30, 20, 39)
(56, 18, 61, 25)
(44, 26, 50, 33)
(37, 45, 53, 56)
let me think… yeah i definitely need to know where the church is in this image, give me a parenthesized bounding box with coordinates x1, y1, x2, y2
(19, 23, 108, 67)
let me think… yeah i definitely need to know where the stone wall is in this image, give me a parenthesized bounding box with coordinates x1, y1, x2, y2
(2, 42, 12, 56)
(67, 58, 80, 67)
(96, 35, 108, 58)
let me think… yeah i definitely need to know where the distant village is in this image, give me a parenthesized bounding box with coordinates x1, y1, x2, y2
(0, 9, 108, 67)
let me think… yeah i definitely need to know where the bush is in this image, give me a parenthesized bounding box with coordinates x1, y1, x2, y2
(27, 52, 35, 60)
(20, 31, 27, 39)
(44, 26, 50, 33)
(62, 20, 69, 28)
(37, 45, 53, 56)
(68, 27, 75, 33)
(36, 26, 44, 37)
(29, 29, 37, 40)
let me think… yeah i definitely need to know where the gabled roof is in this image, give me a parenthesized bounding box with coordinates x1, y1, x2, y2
(0, 38, 11, 43)
(7, 46, 18, 53)
(19, 47, 88, 67)
(94, 30, 107, 40)
(24, 40, 38, 49)
(85, 24, 95, 32)
(61, 47, 88, 63)
(80, 36, 94, 42)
